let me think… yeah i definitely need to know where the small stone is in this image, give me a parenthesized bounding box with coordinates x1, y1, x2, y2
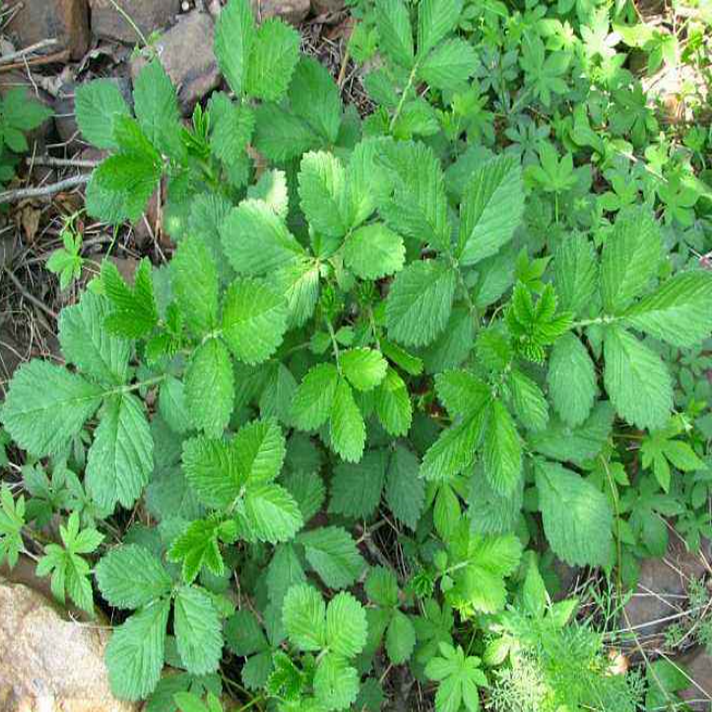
(251, 0, 310, 25)
(0, 575, 138, 712)
(6, 0, 90, 60)
(310, 0, 345, 16)
(130, 12, 220, 115)
(622, 533, 709, 639)
(89, 0, 181, 43)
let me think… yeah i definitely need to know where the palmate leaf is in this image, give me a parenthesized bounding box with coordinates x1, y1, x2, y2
(458, 155, 524, 267)
(386, 260, 456, 347)
(105, 598, 171, 701)
(2, 361, 102, 456)
(623, 270, 712, 347)
(535, 460, 613, 567)
(603, 325, 673, 430)
(85, 393, 153, 511)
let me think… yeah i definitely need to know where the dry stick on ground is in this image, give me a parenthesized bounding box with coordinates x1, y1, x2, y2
(0, 174, 90, 204)
(28, 156, 99, 169)
(0, 38, 59, 65)
(2, 268, 58, 320)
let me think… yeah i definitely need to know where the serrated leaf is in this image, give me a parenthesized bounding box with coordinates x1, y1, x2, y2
(208, 92, 255, 163)
(600, 207, 661, 313)
(347, 138, 394, 228)
(2, 361, 102, 456)
(225, 609, 268, 656)
(283, 583, 326, 651)
(623, 270, 712, 348)
(343, 223, 405, 280)
(340, 348, 388, 391)
(268, 544, 307, 607)
(158, 376, 192, 434)
(214, 0, 256, 96)
(298, 151, 350, 237)
(365, 566, 399, 607)
(418, 38, 478, 91)
(483, 400, 521, 495)
(105, 599, 170, 701)
(330, 378, 366, 463)
(184, 339, 235, 437)
(314, 654, 360, 710)
(95, 545, 172, 610)
(535, 460, 613, 567)
(375, 0, 414, 67)
(273, 257, 321, 329)
(421, 414, 485, 481)
(221, 278, 287, 365)
(289, 57, 342, 144)
(375, 367, 413, 437)
(133, 59, 183, 160)
(253, 103, 320, 162)
(386, 445, 424, 529)
(386, 260, 456, 347)
(379, 141, 450, 250)
(244, 483, 303, 543)
(182, 435, 244, 509)
(245, 18, 300, 101)
(168, 518, 225, 583)
(435, 370, 491, 419)
(458, 155, 523, 267)
(326, 592, 368, 657)
(291, 363, 340, 430)
(59, 291, 130, 385)
(171, 237, 219, 337)
(603, 325, 672, 430)
(417, 0, 462, 57)
(86, 393, 153, 511)
(554, 234, 598, 317)
(330, 449, 387, 518)
(508, 370, 548, 432)
(75, 79, 131, 150)
(234, 418, 286, 484)
(298, 526, 366, 589)
(102, 258, 159, 339)
(221, 199, 304, 276)
(174, 586, 223, 675)
(386, 611, 416, 664)
(547, 333, 597, 428)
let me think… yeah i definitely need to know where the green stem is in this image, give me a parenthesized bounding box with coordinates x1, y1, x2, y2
(326, 319, 341, 371)
(105, 0, 148, 46)
(389, 64, 419, 133)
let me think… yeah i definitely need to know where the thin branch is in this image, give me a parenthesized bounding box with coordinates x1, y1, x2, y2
(28, 156, 99, 169)
(0, 174, 90, 204)
(2, 268, 58, 320)
(0, 38, 58, 65)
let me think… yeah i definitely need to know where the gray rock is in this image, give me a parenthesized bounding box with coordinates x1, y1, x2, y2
(89, 0, 181, 43)
(677, 646, 712, 711)
(130, 11, 220, 115)
(251, 0, 310, 25)
(623, 533, 709, 639)
(0, 574, 138, 712)
(311, 0, 346, 16)
(6, 0, 90, 60)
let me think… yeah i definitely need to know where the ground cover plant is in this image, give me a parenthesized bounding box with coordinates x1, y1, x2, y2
(1, 0, 712, 709)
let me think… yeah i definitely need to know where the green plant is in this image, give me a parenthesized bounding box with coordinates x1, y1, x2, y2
(1, 0, 712, 708)
(0, 88, 52, 188)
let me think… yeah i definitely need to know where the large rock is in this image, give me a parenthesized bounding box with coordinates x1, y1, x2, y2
(251, 0, 310, 25)
(89, 0, 180, 43)
(0, 576, 137, 712)
(623, 533, 709, 640)
(130, 12, 220, 115)
(310, 0, 346, 16)
(6, 0, 89, 60)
